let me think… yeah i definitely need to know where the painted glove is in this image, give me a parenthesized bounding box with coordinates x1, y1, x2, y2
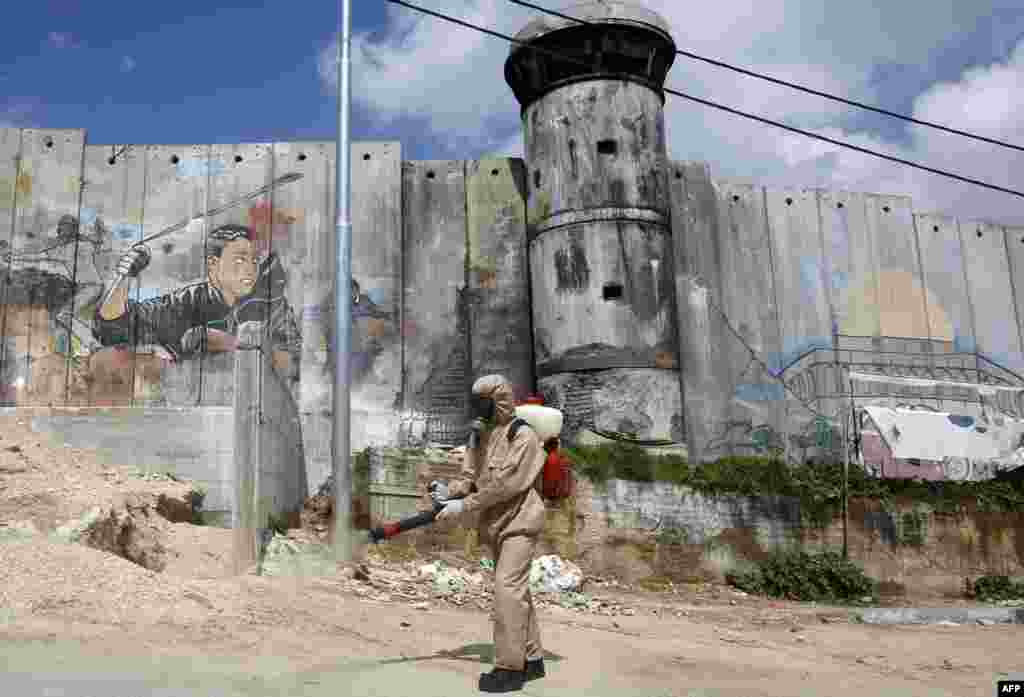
(116, 243, 151, 278)
(434, 498, 465, 522)
(428, 480, 449, 506)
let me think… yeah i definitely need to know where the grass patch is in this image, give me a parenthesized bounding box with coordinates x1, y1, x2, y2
(974, 575, 1024, 602)
(637, 575, 674, 592)
(726, 548, 877, 603)
(563, 443, 1024, 525)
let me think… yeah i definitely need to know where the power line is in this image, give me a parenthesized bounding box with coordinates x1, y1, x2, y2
(507, 0, 1024, 155)
(384, 0, 1024, 201)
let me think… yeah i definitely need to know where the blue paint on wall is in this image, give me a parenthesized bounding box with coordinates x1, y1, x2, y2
(176, 159, 226, 178)
(136, 286, 163, 302)
(799, 258, 825, 305)
(112, 223, 143, 241)
(772, 336, 834, 374)
(953, 334, 976, 352)
(735, 383, 786, 402)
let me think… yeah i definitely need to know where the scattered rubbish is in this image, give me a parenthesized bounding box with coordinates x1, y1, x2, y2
(432, 567, 467, 596)
(529, 555, 583, 594)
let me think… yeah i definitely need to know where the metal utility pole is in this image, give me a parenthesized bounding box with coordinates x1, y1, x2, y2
(331, 0, 354, 565)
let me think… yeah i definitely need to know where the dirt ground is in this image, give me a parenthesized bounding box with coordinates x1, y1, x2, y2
(0, 414, 1020, 696)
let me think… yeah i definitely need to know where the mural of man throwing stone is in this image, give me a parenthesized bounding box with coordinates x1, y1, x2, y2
(93, 223, 302, 379)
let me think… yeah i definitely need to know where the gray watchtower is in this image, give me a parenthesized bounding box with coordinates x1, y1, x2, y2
(505, 1, 684, 444)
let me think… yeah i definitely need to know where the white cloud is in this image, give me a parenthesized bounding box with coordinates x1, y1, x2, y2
(756, 39, 1024, 224)
(320, 0, 1024, 224)
(47, 32, 79, 49)
(120, 56, 137, 73)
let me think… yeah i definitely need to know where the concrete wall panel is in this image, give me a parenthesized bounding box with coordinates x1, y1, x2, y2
(961, 220, 1023, 374)
(913, 213, 974, 352)
(766, 186, 832, 459)
(669, 161, 731, 462)
(766, 187, 831, 369)
(1005, 225, 1024, 374)
(711, 177, 783, 455)
(0, 128, 23, 405)
(78, 144, 154, 407)
(402, 160, 469, 438)
(346, 142, 403, 453)
(466, 158, 533, 400)
(2, 129, 85, 406)
(269, 141, 333, 492)
(866, 194, 930, 341)
(820, 190, 881, 341)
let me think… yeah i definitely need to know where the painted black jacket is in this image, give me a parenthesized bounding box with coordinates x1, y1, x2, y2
(92, 255, 302, 360)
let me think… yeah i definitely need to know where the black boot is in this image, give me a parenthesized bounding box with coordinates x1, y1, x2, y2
(525, 658, 546, 681)
(479, 668, 527, 693)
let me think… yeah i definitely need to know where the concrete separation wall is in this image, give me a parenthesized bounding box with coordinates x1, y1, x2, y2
(3, 123, 1024, 493)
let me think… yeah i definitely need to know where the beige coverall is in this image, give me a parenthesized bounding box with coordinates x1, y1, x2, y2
(447, 375, 547, 672)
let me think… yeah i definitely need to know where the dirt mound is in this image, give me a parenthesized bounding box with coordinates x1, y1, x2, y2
(0, 415, 207, 573)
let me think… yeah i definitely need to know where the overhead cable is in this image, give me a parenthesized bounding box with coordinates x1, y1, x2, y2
(385, 0, 1024, 200)
(507, 0, 1024, 155)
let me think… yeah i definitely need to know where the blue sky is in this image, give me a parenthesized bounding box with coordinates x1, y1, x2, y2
(2, 0, 1023, 222)
(0, 0, 395, 146)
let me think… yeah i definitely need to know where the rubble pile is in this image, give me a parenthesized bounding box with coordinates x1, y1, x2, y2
(257, 532, 648, 617)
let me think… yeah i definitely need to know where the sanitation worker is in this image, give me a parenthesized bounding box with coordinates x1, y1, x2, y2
(430, 374, 547, 693)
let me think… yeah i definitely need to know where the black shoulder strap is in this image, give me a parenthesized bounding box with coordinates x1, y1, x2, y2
(507, 417, 531, 442)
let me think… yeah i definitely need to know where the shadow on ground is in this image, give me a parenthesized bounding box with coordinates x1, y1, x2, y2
(378, 643, 565, 667)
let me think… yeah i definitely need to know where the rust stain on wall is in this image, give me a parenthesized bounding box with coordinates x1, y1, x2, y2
(15, 172, 32, 200)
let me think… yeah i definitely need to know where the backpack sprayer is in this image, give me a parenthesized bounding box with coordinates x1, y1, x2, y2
(366, 403, 565, 544)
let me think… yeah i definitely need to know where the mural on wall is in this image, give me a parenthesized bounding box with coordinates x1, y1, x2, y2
(857, 406, 1024, 482)
(314, 277, 396, 387)
(92, 222, 302, 377)
(0, 214, 94, 403)
(0, 134, 311, 406)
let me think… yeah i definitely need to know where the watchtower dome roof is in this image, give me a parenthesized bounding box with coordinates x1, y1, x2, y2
(504, 1, 677, 111)
(510, 1, 675, 57)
